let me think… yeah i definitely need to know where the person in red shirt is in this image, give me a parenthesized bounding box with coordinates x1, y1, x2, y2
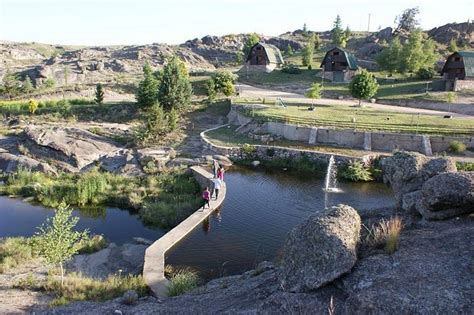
(217, 167, 225, 181)
(202, 187, 211, 209)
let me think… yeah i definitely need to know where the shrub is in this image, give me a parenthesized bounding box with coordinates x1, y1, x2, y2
(0, 237, 37, 273)
(28, 99, 38, 115)
(167, 269, 199, 297)
(57, 99, 71, 117)
(76, 235, 108, 254)
(281, 63, 302, 74)
(456, 161, 474, 171)
(242, 143, 257, 156)
(416, 67, 435, 80)
(367, 216, 403, 254)
(339, 160, 373, 182)
(266, 148, 275, 157)
(449, 141, 466, 153)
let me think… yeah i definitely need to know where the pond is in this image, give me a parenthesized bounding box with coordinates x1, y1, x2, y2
(0, 167, 395, 280)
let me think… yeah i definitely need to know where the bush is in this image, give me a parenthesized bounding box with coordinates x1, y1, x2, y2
(339, 160, 373, 182)
(0, 237, 37, 273)
(76, 235, 108, 254)
(449, 141, 466, 153)
(167, 269, 199, 297)
(281, 63, 302, 74)
(366, 216, 403, 254)
(28, 99, 38, 115)
(242, 143, 257, 156)
(416, 67, 435, 80)
(456, 161, 474, 171)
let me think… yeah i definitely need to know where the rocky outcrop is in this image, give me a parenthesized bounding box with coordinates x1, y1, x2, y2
(427, 22, 474, 48)
(68, 243, 147, 279)
(0, 151, 56, 174)
(137, 147, 176, 172)
(380, 151, 456, 207)
(279, 204, 361, 292)
(417, 172, 474, 220)
(24, 125, 122, 171)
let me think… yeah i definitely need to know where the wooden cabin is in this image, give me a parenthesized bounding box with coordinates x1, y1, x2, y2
(320, 47, 359, 82)
(245, 42, 284, 72)
(441, 51, 474, 91)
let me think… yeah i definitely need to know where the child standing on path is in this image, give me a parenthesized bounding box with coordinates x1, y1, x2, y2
(202, 187, 211, 209)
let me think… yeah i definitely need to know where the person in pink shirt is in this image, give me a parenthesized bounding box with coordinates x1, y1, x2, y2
(217, 167, 225, 181)
(202, 187, 211, 209)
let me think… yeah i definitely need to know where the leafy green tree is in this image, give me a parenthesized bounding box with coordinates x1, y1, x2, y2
(157, 56, 193, 111)
(243, 33, 260, 58)
(305, 83, 322, 108)
(400, 29, 437, 73)
(211, 70, 237, 97)
(136, 62, 159, 108)
(376, 37, 403, 75)
(395, 7, 420, 33)
(349, 69, 379, 106)
(235, 51, 244, 64)
(23, 76, 34, 94)
(302, 34, 316, 69)
(332, 15, 348, 47)
(206, 78, 217, 102)
(35, 203, 88, 287)
(287, 44, 294, 56)
(28, 99, 38, 115)
(344, 26, 351, 41)
(447, 38, 458, 53)
(94, 83, 104, 104)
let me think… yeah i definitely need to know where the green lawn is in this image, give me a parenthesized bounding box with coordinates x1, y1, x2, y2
(234, 103, 474, 136)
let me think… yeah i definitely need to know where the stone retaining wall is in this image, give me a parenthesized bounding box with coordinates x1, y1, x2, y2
(228, 106, 474, 155)
(143, 166, 226, 297)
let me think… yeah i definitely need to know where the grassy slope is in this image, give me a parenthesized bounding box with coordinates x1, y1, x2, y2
(234, 103, 474, 135)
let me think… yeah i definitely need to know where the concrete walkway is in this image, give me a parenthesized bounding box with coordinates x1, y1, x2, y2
(236, 83, 473, 118)
(143, 166, 226, 297)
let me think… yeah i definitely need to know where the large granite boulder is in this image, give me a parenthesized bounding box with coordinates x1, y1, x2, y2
(0, 152, 56, 175)
(24, 125, 122, 171)
(380, 151, 456, 207)
(279, 204, 361, 292)
(416, 172, 474, 220)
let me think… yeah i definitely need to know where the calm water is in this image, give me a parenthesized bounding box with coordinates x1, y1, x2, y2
(166, 167, 395, 279)
(0, 167, 395, 280)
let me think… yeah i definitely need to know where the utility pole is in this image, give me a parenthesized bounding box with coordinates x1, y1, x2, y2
(367, 13, 371, 33)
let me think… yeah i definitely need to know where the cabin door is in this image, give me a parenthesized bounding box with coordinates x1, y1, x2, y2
(333, 71, 344, 82)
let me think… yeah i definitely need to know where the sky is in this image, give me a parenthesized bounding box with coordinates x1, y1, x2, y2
(0, 0, 472, 46)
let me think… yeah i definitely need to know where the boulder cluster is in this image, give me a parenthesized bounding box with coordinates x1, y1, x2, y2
(381, 151, 473, 219)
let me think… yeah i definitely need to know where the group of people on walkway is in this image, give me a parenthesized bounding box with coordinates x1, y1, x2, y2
(202, 159, 225, 209)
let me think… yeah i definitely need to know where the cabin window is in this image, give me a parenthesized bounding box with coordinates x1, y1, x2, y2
(454, 57, 461, 61)
(256, 47, 262, 51)
(333, 51, 340, 56)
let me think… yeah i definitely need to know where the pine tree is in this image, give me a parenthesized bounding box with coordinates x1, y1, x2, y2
(136, 62, 159, 108)
(206, 78, 217, 102)
(332, 15, 347, 47)
(395, 7, 420, 33)
(314, 34, 321, 50)
(95, 83, 104, 104)
(157, 56, 193, 111)
(349, 69, 379, 106)
(1, 70, 19, 99)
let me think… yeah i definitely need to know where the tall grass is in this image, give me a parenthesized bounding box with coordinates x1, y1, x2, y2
(0, 237, 37, 273)
(1, 168, 202, 229)
(366, 217, 403, 254)
(167, 269, 199, 297)
(0, 99, 93, 116)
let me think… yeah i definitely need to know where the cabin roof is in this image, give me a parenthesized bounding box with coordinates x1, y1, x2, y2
(442, 51, 474, 77)
(320, 47, 359, 70)
(247, 42, 284, 64)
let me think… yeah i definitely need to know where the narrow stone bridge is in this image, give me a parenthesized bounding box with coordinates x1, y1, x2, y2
(143, 166, 226, 297)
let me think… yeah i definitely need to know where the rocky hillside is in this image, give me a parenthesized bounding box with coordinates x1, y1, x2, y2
(1, 22, 473, 89)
